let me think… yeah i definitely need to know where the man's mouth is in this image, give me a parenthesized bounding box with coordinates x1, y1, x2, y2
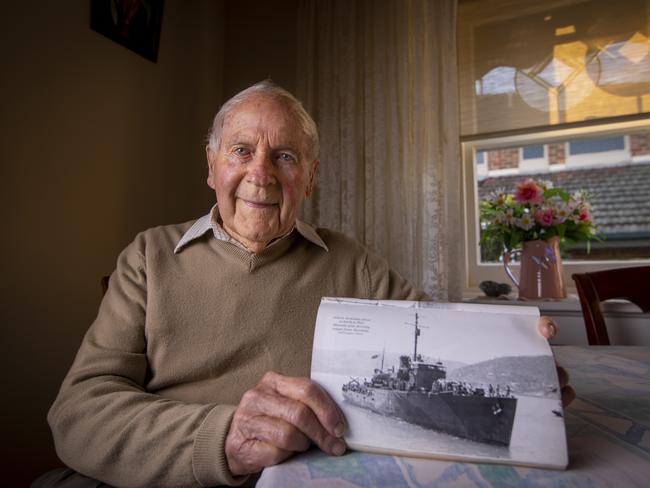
(239, 198, 278, 209)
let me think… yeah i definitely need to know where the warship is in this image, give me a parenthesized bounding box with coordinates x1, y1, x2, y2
(341, 313, 518, 446)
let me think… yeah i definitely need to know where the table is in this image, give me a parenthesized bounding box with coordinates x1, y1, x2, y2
(257, 346, 650, 487)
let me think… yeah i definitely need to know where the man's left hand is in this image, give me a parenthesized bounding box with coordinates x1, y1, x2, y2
(537, 316, 576, 407)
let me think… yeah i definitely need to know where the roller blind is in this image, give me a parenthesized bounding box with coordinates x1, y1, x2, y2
(458, 0, 650, 136)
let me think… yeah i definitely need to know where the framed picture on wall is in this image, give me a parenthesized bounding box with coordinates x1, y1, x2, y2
(90, 0, 164, 63)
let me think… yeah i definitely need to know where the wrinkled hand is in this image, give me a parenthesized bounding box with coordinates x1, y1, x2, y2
(537, 316, 576, 407)
(225, 371, 347, 476)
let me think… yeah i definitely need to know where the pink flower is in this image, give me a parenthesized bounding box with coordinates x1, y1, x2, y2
(514, 179, 544, 205)
(535, 207, 554, 227)
(578, 207, 592, 222)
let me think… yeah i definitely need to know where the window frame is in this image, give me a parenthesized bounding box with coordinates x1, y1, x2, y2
(461, 117, 650, 293)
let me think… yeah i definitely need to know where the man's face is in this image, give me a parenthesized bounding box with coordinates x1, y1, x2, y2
(207, 96, 318, 252)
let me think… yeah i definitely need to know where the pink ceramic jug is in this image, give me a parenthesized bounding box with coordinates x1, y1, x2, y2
(503, 236, 567, 300)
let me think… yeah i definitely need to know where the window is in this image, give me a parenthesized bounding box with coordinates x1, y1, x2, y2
(458, 0, 650, 291)
(458, 0, 650, 137)
(463, 121, 650, 289)
(522, 145, 544, 159)
(474, 127, 650, 262)
(569, 136, 625, 154)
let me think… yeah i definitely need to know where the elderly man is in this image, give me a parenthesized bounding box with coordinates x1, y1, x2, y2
(41, 81, 572, 488)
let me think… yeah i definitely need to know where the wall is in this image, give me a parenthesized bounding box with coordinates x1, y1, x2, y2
(548, 143, 566, 165)
(631, 132, 650, 156)
(0, 1, 224, 484)
(487, 148, 519, 170)
(223, 0, 299, 97)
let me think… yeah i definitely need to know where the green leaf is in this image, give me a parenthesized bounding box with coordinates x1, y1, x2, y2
(544, 188, 570, 202)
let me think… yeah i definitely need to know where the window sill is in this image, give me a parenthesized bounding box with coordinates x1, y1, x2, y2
(461, 291, 650, 346)
(463, 291, 645, 315)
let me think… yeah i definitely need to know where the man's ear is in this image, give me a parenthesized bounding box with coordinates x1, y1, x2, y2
(206, 145, 216, 190)
(306, 159, 319, 196)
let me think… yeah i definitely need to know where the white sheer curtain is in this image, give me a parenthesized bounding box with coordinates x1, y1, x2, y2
(296, 0, 462, 300)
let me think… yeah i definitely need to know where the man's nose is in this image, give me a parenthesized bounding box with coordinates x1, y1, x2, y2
(247, 152, 277, 186)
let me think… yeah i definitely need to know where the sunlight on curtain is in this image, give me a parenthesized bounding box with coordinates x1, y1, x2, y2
(296, 0, 461, 300)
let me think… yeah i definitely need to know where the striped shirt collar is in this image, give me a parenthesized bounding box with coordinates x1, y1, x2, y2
(174, 205, 329, 254)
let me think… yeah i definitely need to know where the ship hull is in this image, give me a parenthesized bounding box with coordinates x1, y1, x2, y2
(343, 388, 517, 446)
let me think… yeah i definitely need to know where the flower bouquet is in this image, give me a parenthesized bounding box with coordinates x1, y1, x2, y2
(480, 179, 599, 299)
(480, 179, 598, 255)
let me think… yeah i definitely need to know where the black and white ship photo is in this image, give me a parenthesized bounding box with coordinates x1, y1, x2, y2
(311, 298, 568, 469)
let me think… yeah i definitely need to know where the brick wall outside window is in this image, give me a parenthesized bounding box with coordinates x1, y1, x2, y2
(548, 143, 566, 165)
(487, 148, 519, 170)
(631, 132, 650, 156)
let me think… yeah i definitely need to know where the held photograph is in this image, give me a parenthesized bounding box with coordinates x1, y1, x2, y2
(311, 298, 568, 469)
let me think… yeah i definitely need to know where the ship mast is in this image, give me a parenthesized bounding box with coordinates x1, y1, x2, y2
(413, 312, 420, 361)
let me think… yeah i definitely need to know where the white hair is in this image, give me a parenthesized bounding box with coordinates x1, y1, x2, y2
(207, 80, 319, 161)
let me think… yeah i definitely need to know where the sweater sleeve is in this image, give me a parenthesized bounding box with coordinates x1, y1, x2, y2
(47, 236, 247, 488)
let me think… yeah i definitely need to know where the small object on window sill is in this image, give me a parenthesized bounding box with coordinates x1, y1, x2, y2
(479, 280, 512, 298)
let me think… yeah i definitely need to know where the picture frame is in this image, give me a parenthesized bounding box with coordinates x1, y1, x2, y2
(90, 0, 165, 63)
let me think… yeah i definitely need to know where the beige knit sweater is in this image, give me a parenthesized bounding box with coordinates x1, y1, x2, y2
(48, 222, 425, 487)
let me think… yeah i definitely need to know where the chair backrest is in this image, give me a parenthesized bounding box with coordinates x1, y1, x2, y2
(572, 266, 650, 345)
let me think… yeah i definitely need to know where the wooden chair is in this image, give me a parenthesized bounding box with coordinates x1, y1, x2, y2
(572, 266, 650, 345)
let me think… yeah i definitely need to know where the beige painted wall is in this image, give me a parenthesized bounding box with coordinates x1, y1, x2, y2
(0, 1, 224, 484)
(223, 0, 299, 97)
(0, 0, 302, 483)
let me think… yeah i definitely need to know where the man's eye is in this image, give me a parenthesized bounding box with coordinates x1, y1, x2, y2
(277, 153, 295, 162)
(234, 147, 250, 157)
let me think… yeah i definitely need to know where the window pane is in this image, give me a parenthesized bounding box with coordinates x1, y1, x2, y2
(569, 136, 625, 154)
(475, 130, 650, 262)
(522, 144, 544, 159)
(459, 0, 650, 136)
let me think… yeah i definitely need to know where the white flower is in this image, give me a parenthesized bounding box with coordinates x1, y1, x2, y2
(572, 190, 586, 203)
(553, 202, 570, 224)
(515, 213, 535, 230)
(490, 189, 507, 207)
(567, 197, 578, 211)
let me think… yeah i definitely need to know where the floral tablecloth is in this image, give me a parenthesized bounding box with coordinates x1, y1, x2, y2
(257, 346, 650, 487)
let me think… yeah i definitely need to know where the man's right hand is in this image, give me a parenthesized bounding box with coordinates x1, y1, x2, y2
(224, 371, 347, 475)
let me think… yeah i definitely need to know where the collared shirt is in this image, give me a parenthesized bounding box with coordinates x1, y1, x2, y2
(174, 205, 329, 254)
